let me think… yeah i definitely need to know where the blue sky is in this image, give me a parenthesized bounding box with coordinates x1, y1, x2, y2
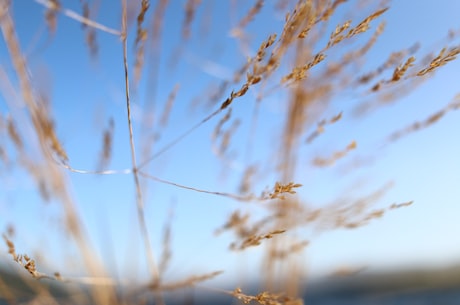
(1, 0, 460, 289)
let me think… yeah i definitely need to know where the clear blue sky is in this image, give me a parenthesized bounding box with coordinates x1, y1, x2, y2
(1, 0, 460, 289)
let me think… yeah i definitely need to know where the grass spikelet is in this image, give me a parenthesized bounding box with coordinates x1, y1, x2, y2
(230, 229, 286, 251)
(45, 0, 60, 34)
(81, 1, 89, 29)
(135, 0, 149, 45)
(320, 0, 346, 22)
(7, 116, 22, 149)
(346, 7, 388, 38)
(313, 140, 357, 167)
(150, 0, 169, 46)
(2, 235, 54, 279)
(270, 240, 310, 260)
(182, 0, 201, 39)
(40, 115, 68, 163)
(391, 56, 415, 81)
(387, 96, 460, 143)
(327, 20, 351, 48)
(417, 46, 460, 76)
(230, 287, 304, 305)
(80, 1, 98, 58)
(158, 205, 174, 276)
(358, 45, 419, 84)
(215, 210, 250, 236)
(212, 108, 232, 141)
(389, 200, 414, 210)
(160, 83, 180, 127)
(239, 165, 257, 194)
(149, 271, 223, 291)
(281, 52, 326, 83)
(232, 0, 264, 34)
(2, 234, 18, 262)
(305, 111, 343, 143)
(97, 117, 114, 170)
(216, 118, 240, 157)
(279, 0, 314, 48)
(133, 0, 150, 83)
(268, 182, 302, 200)
(0, 146, 7, 165)
(255, 33, 277, 63)
(86, 28, 98, 58)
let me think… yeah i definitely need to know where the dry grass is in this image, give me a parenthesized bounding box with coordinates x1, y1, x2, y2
(1, 0, 460, 304)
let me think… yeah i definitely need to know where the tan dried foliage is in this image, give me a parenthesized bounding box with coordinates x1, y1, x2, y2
(97, 118, 114, 170)
(417, 46, 460, 76)
(212, 108, 232, 140)
(217, 119, 240, 157)
(160, 83, 180, 127)
(149, 271, 223, 292)
(3, 234, 17, 261)
(282, 0, 314, 42)
(388, 96, 460, 143)
(2, 0, 460, 304)
(182, 0, 201, 39)
(0, 146, 7, 164)
(0, 5, 68, 163)
(150, 0, 169, 42)
(86, 28, 98, 57)
(327, 20, 352, 48)
(270, 240, 310, 260)
(234, 0, 264, 31)
(230, 229, 286, 251)
(268, 182, 302, 200)
(313, 140, 357, 167)
(158, 206, 174, 276)
(7, 116, 22, 149)
(389, 200, 413, 210)
(45, 0, 60, 34)
(343, 21, 386, 62)
(346, 7, 388, 38)
(2, 235, 53, 279)
(391, 56, 415, 81)
(80, 1, 98, 57)
(305, 111, 342, 143)
(231, 287, 304, 305)
(239, 165, 257, 194)
(320, 0, 347, 22)
(133, 0, 150, 83)
(215, 210, 251, 236)
(359, 43, 420, 84)
(281, 52, 326, 83)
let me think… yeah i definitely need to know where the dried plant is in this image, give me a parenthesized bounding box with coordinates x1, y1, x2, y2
(1, 1, 460, 305)
(45, 0, 60, 34)
(267, 182, 303, 200)
(417, 46, 460, 76)
(229, 287, 303, 305)
(96, 117, 114, 170)
(387, 95, 460, 143)
(312, 140, 357, 167)
(230, 229, 286, 251)
(182, 0, 201, 39)
(133, 0, 150, 83)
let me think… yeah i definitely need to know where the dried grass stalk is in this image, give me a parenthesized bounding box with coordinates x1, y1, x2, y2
(182, 0, 201, 39)
(417, 46, 460, 76)
(149, 271, 223, 291)
(313, 140, 357, 167)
